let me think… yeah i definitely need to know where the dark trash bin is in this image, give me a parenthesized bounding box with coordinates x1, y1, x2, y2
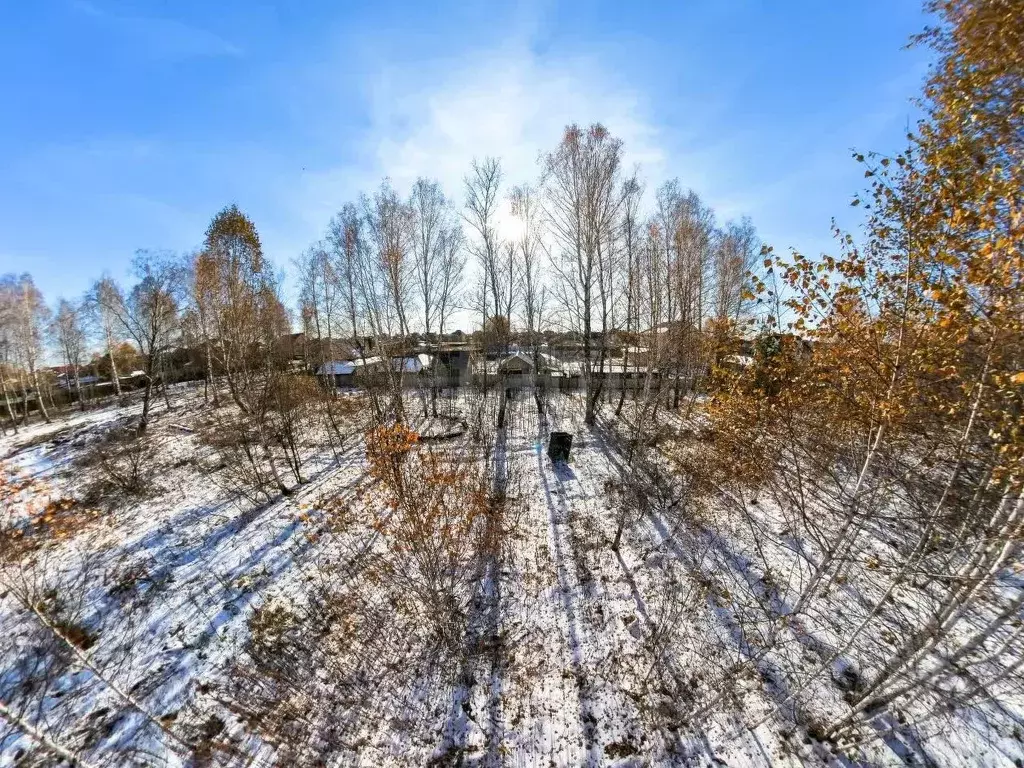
(548, 431, 573, 462)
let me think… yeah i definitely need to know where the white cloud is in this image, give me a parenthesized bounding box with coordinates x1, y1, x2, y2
(294, 42, 667, 234)
(279, 41, 671, 330)
(380, 53, 661, 189)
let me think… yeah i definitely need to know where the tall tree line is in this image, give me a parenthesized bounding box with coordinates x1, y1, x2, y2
(0, 126, 760, 437)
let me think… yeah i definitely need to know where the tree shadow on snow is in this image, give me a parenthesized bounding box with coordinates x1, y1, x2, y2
(538, 445, 602, 766)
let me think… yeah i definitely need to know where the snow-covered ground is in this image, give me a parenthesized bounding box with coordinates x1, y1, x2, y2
(1, 387, 1021, 767)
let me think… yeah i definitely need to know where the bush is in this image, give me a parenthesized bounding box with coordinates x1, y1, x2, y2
(365, 424, 489, 649)
(89, 426, 158, 497)
(201, 413, 284, 502)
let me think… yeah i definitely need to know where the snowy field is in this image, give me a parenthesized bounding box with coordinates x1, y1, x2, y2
(1, 386, 1021, 767)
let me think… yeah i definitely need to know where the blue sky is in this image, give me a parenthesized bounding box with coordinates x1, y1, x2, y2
(0, 0, 933, 328)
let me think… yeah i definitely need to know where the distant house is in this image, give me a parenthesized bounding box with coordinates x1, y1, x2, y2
(277, 332, 307, 361)
(281, 332, 368, 366)
(433, 349, 470, 386)
(496, 351, 564, 376)
(391, 353, 432, 374)
(55, 371, 101, 390)
(316, 356, 384, 387)
(470, 351, 568, 387)
(497, 352, 534, 376)
(317, 360, 356, 377)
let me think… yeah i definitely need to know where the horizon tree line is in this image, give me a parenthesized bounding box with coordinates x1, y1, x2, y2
(0, 125, 761, 433)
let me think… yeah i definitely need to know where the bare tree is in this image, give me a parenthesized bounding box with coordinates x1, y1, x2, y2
(650, 184, 717, 408)
(85, 276, 125, 397)
(1, 274, 52, 423)
(464, 158, 510, 333)
(200, 204, 280, 414)
(105, 252, 181, 432)
(542, 123, 624, 425)
(353, 180, 416, 422)
(436, 224, 466, 345)
(673, 190, 716, 405)
(363, 180, 414, 340)
(464, 157, 510, 416)
(614, 174, 644, 418)
(185, 250, 221, 405)
(295, 240, 361, 454)
(327, 203, 365, 351)
(50, 298, 88, 412)
(410, 178, 447, 342)
(653, 180, 683, 338)
(409, 178, 464, 415)
(295, 241, 339, 375)
(635, 218, 669, 430)
(0, 280, 22, 432)
(510, 183, 547, 377)
(713, 217, 759, 323)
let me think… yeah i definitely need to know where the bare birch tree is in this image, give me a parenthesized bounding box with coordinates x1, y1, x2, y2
(409, 177, 464, 415)
(327, 203, 365, 351)
(85, 276, 125, 397)
(0, 279, 23, 432)
(614, 174, 643, 419)
(713, 217, 759, 323)
(295, 241, 340, 374)
(354, 180, 416, 422)
(542, 123, 624, 425)
(510, 183, 547, 387)
(50, 299, 88, 411)
(105, 252, 181, 433)
(1, 274, 52, 423)
(465, 157, 517, 424)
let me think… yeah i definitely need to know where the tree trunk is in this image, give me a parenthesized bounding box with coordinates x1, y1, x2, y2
(138, 349, 158, 433)
(160, 354, 172, 410)
(19, 373, 31, 424)
(30, 367, 50, 423)
(225, 372, 249, 414)
(497, 384, 508, 429)
(0, 371, 18, 433)
(107, 328, 122, 397)
(138, 377, 153, 434)
(204, 340, 219, 407)
(7, 584, 195, 758)
(72, 364, 85, 412)
(0, 698, 98, 768)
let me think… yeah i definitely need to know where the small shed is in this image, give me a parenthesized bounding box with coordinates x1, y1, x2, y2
(317, 360, 355, 387)
(498, 352, 534, 375)
(497, 351, 565, 376)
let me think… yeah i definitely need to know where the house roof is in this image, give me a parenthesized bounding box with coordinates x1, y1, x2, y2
(352, 355, 384, 367)
(492, 351, 567, 375)
(391, 353, 432, 373)
(317, 356, 385, 376)
(498, 352, 535, 371)
(317, 360, 355, 376)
